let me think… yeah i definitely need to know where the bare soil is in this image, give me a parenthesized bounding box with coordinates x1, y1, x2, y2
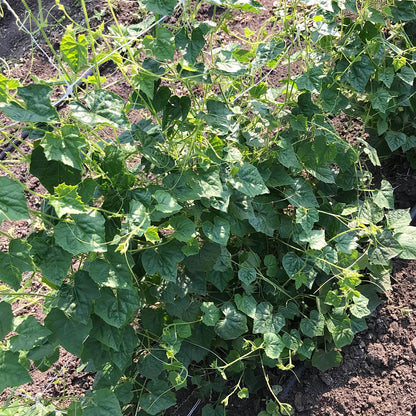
(1, 1, 416, 415)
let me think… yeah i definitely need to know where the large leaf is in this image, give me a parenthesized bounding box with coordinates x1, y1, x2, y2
(60, 27, 88, 72)
(144, 26, 175, 61)
(340, 55, 376, 93)
(49, 184, 86, 218)
(0, 84, 59, 123)
(126, 200, 151, 237)
(0, 302, 13, 340)
(394, 226, 416, 259)
(227, 162, 269, 197)
(54, 211, 106, 255)
(70, 90, 129, 129)
(140, 380, 176, 415)
(201, 302, 220, 326)
(142, 0, 177, 15)
(84, 389, 122, 416)
(202, 216, 230, 246)
(9, 316, 51, 352)
(170, 215, 196, 242)
(28, 232, 72, 287)
(54, 271, 100, 324)
(89, 247, 134, 289)
(30, 144, 82, 193)
(0, 177, 29, 224)
(215, 302, 248, 340)
(0, 351, 32, 393)
(253, 302, 285, 334)
(44, 308, 92, 355)
(285, 178, 318, 208)
(94, 287, 139, 328)
(142, 243, 184, 282)
(263, 333, 284, 359)
(251, 39, 285, 73)
(0, 239, 33, 290)
(300, 310, 325, 337)
(311, 349, 342, 371)
(41, 126, 86, 170)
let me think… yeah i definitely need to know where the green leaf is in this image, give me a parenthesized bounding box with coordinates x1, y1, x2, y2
(0, 239, 33, 290)
(49, 184, 86, 218)
(94, 287, 139, 328)
(238, 267, 257, 285)
(90, 315, 122, 351)
(30, 144, 82, 193)
(183, 28, 205, 64)
(228, 162, 269, 197)
(144, 226, 161, 243)
(340, 55, 375, 93)
(295, 66, 324, 92)
(89, 247, 134, 289)
(285, 178, 318, 208)
(282, 252, 304, 278)
(202, 216, 230, 246)
(29, 232, 72, 287)
(371, 88, 391, 113)
(10, 316, 51, 352)
(84, 389, 122, 416)
(332, 325, 354, 348)
(311, 349, 342, 371)
(140, 380, 176, 415)
(320, 87, 349, 113)
(300, 310, 325, 337)
(54, 211, 106, 255)
(142, 243, 184, 282)
(0, 177, 29, 224)
(144, 26, 175, 61)
(0, 84, 59, 122)
(297, 338, 315, 359)
(41, 125, 86, 170)
(304, 229, 327, 250)
(126, 200, 151, 237)
(0, 351, 32, 393)
(142, 0, 177, 15)
(170, 215, 196, 242)
(201, 302, 220, 326)
(70, 89, 129, 129)
(234, 293, 257, 319)
(394, 226, 416, 259)
(377, 66, 394, 88)
(137, 350, 166, 379)
(215, 302, 248, 340)
(253, 302, 285, 334)
(251, 39, 285, 74)
(154, 190, 182, 214)
(0, 302, 13, 340)
(61, 27, 88, 72)
(264, 254, 278, 277)
(282, 329, 301, 350)
(45, 308, 92, 355)
(334, 232, 358, 254)
(263, 333, 284, 359)
(385, 131, 407, 152)
(202, 404, 225, 416)
(350, 294, 371, 318)
(54, 270, 99, 324)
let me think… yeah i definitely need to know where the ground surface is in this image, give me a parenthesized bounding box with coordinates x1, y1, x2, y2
(1, 1, 416, 415)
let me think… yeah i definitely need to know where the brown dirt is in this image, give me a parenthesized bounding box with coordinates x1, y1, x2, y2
(1, 0, 416, 415)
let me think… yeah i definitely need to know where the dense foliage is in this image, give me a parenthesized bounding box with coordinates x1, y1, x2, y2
(1, 0, 416, 415)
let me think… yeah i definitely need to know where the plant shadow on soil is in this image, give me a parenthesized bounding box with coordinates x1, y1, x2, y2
(1, 0, 416, 415)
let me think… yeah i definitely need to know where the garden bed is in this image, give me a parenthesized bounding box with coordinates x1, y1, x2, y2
(1, 0, 416, 415)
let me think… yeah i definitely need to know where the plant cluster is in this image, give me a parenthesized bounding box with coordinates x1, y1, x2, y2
(1, 0, 416, 415)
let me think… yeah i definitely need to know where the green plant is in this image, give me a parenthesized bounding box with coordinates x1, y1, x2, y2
(1, 0, 416, 415)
